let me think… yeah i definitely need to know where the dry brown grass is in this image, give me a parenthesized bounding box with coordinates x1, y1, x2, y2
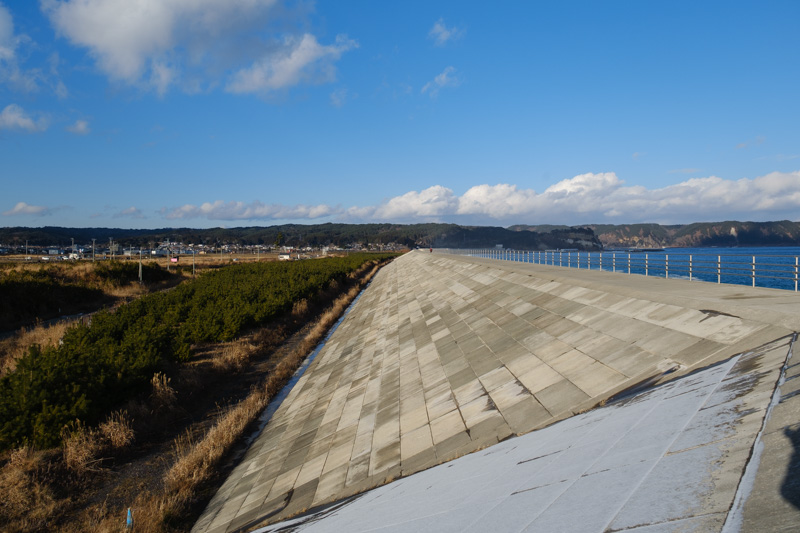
(212, 342, 256, 374)
(106, 283, 148, 299)
(0, 320, 72, 377)
(291, 298, 309, 318)
(62, 422, 105, 476)
(150, 372, 177, 411)
(0, 447, 59, 532)
(99, 411, 135, 450)
(1, 408, 136, 532)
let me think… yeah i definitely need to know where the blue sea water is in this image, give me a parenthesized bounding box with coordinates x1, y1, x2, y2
(472, 246, 800, 292)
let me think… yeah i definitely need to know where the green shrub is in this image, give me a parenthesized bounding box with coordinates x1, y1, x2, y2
(0, 254, 396, 449)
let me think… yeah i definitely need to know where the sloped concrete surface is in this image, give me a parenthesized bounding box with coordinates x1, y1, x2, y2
(253, 336, 792, 533)
(193, 252, 800, 533)
(739, 335, 800, 531)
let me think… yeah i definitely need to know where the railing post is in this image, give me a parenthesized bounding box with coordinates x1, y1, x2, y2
(559, 251, 562, 267)
(600, 253, 603, 272)
(752, 256, 756, 287)
(795, 257, 798, 292)
(645, 254, 649, 276)
(613, 253, 616, 273)
(665, 254, 669, 279)
(588, 252, 592, 270)
(717, 255, 721, 284)
(628, 253, 631, 274)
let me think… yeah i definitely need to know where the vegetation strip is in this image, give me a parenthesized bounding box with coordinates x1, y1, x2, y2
(0, 254, 397, 450)
(0, 254, 395, 532)
(94, 259, 387, 531)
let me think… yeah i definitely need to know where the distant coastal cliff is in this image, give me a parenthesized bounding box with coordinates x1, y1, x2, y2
(510, 220, 800, 248)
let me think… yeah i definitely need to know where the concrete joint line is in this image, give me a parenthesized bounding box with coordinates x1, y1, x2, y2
(721, 332, 796, 533)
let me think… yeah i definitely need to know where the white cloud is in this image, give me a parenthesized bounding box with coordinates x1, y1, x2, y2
(226, 34, 357, 94)
(428, 18, 463, 46)
(0, 3, 67, 97)
(160, 200, 339, 221)
(157, 171, 800, 225)
(66, 118, 90, 134)
(0, 3, 14, 59)
(421, 66, 460, 97)
(3, 201, 52, 216)
(0, 104, 47, 131)
(372, 185, 458, 219)
(42, 0, 355, 95)
(113, 206, 145, 219)
(343, 171, 800, 224)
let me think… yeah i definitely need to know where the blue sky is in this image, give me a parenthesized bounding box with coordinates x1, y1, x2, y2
(1, 1, 799, 229)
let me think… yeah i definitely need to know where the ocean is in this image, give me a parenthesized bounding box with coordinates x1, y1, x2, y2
(471, 246, 800, 292)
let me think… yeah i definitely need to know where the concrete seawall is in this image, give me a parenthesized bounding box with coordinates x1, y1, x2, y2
(194, 251, 800, 533)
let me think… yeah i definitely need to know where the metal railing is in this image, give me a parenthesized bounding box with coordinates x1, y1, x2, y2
(437, 248, 800, 292)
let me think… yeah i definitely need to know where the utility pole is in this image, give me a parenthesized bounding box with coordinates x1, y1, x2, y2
(25, 240, 28, 260)
(92, 239, 96, 262)
(138, 249, 143, 283)
(109, 237, 113, 260)
(192, 249, 196, 278)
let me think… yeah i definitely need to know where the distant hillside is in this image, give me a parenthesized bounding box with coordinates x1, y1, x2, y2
(511, 221, 800, 248)
(439, 226, 601, 250)
(0, 223, 602, 251)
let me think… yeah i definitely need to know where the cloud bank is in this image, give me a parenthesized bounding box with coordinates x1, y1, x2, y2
(155, 171, 800, 225)
(160, 200, 338, 221)
(42, 0, 356, 95)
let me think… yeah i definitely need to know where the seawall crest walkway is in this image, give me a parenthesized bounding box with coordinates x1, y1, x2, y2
(194, 251, 800, 533)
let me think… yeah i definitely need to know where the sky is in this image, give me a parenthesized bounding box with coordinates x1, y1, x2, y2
(1, 0, 799, 229)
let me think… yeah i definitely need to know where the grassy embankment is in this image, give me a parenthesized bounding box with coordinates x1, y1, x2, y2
(0, 253, 398, 532)
(0, 255, 282, 377)
(0, 259, 189, 377)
